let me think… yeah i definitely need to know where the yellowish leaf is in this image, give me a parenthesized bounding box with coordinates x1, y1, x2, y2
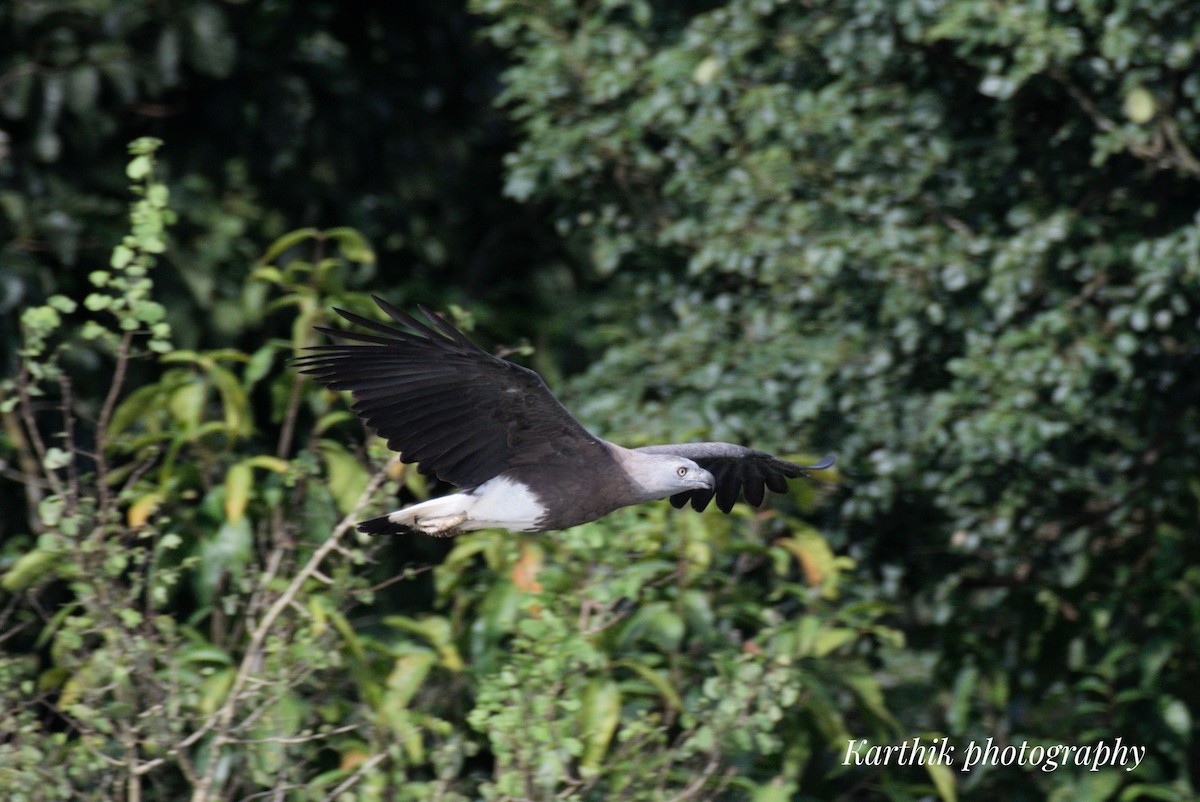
(340, 748, 369, 771)
(926, 760, 957, 802)
(385, 459, 407, 482)
(693, 56, 720, 85)
(224, 462, 252, 523)
(511, 540, 544, 593)
(1123, 87, 1155, 124)
(127, 492, 163, 527)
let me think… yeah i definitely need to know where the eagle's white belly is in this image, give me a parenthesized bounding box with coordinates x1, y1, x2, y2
(385, 475, 545, 535)
(463, 475, 545, 531)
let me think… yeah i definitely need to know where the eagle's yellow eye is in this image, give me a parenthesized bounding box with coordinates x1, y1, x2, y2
(677, 466, 688, 477)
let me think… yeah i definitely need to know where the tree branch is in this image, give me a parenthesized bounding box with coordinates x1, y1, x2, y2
(94, 329, 136, 513)
(187, 462, 392, 802)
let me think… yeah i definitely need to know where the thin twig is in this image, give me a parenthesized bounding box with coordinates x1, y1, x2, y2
(276, 234, 325, 462)
(95, 330, 136, 512)
(0, 460, 52, 489)
(16, 362, 67, 500)
(222, 724, 359, 746)
(60, 374, 80, 517)
(351, 563, 437, 597)
(1161, 116, 1200, 175)
(119, 446, 164, 499)
(275, 375, 305, 461)
(188, 463, 392, 802)
(1049, 66, 1200, 176)
(318, 751, 388, 802)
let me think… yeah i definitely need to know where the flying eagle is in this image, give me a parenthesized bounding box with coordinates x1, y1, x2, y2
(296, 297, 834, 537)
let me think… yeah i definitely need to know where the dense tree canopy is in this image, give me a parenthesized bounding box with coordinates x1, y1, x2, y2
(2, 1, 1197, 800)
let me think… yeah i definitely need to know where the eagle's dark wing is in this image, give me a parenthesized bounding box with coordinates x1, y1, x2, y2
(635, 443, 834, 513)
(295, 296, 604, 489)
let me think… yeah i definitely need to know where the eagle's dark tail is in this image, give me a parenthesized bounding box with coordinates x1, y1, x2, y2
(357, 515, 418, 537)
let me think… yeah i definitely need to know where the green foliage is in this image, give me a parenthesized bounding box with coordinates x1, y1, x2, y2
(0, 144, 388, 800)
(0, 0, 559, 356)
(1, 138, 884, 801)
(4, 1, 1199, 800)
(454, 504, 891, 800)
(471, 0, 1200, 799)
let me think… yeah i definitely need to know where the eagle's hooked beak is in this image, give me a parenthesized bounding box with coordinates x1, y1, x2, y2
(693, 468, 716, 491)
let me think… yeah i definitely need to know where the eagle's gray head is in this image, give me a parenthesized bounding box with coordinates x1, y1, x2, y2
(617, 450, 715, 502)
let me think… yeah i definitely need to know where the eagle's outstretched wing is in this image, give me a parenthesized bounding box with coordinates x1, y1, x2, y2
(296, 296, 604, 489)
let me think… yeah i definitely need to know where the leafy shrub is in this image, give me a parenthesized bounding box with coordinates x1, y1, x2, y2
(1, 140, 895, 800)
(471, 0, 1200, 799)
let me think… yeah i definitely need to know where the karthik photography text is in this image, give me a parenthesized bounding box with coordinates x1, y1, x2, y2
(843, 736, 1145, 773)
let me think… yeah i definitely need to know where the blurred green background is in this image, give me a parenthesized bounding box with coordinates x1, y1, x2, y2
(1, 1, 1197, 800)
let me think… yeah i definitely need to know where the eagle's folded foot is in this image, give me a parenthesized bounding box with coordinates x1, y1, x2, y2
(415, 512, 467, 537)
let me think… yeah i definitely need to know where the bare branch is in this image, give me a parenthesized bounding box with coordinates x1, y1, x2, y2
(318, 751, 389, 802)
(94, 330, 136, 513)
(16, 362, 67, 502)
(60, 374, 81, 517)
(222, 724, 359, 746)
(187, 462, 392, 802)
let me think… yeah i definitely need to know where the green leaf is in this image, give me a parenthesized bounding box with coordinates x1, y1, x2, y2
(147, 183, 169, 207)
(128, 137, 164, 156)
(314, 410, 356, 434)
(109, 380, 172, 438)
(196, 517, 253, 604)
(42, 447, 71, 471)
(612, 659, 682, 711)
(208, 363, 252, 438)
(385, 614, 464, 670)
(243, 455, 290, 473)
(176, 643, 233, 667)
(1119, 785, 1189, 802)
(926, 760, 957, 802)
(37, 497, 63, 528)
(1160, 697, 1191, 737)
(249, 692, 306, 775)
(199, 667, 235, 716)
(325, 604, 367, 662)
(244, 345, 277, 386)
(950, 665, 978, 735)
(1, 549, 63, 592)
(251, 265, 284, 283)
(258, 227, 319, 266)
(318, 440, 370, 515)
(578, 678, 621, 771)
(47, 294, 77, 314)
(224, 462, 252, 523)
(1123, 87, 1156, 124)
(126, 155, 152, 180)
(693, 56, 721, 85)
(841, 673, 897, 730)
(169, 381, 207, 432)
(110, 244, 134, 269)
(617, 602, 685, 652)
(752, 779, 798, 802)
(84, 293, 112, 311)
(383, 650, 437, 711)
(326, 227, 376, 264)
(813, 627, 857, 657)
